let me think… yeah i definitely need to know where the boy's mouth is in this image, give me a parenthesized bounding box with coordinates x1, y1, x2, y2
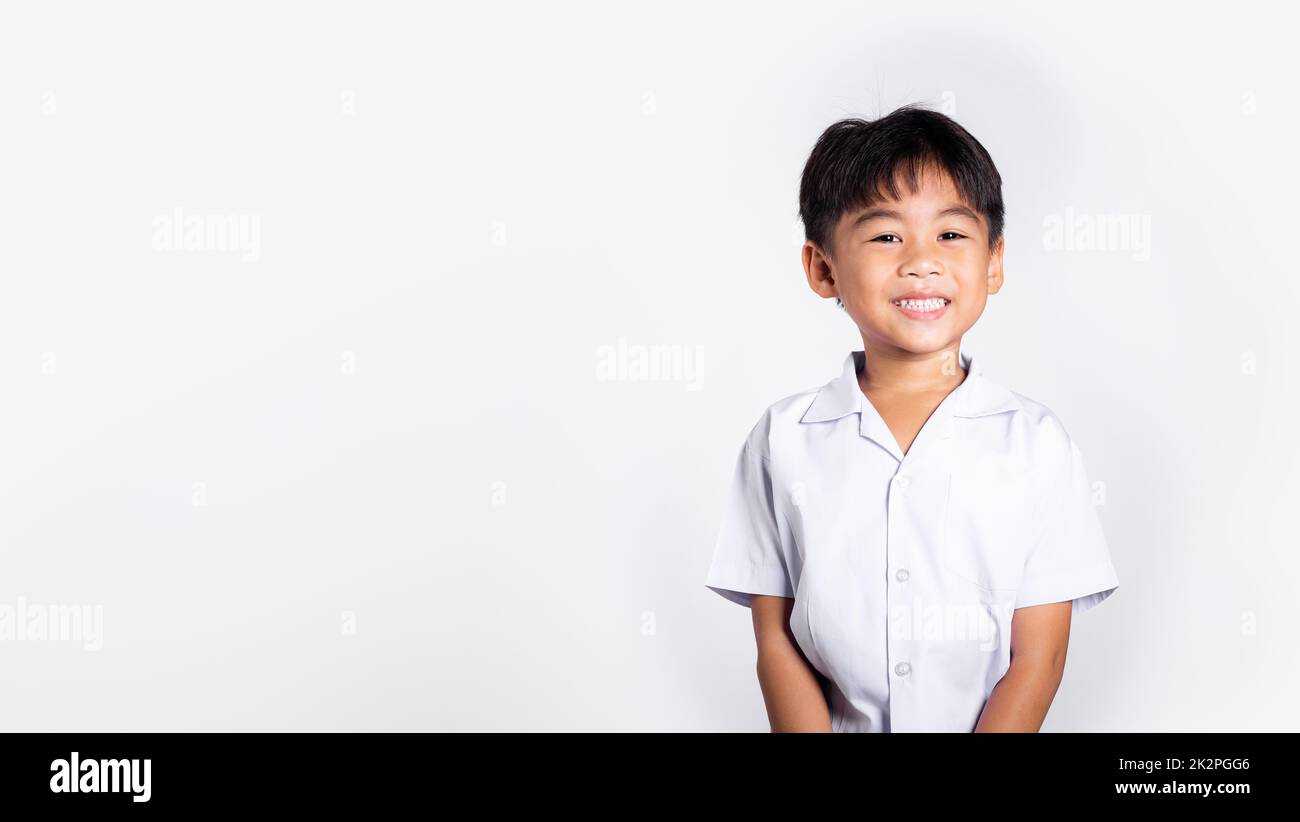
(892, 295, 951, 320)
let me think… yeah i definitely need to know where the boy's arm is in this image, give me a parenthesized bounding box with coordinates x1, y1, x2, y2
(751, 594, 833, 732)
(974, 600, 1072, 732)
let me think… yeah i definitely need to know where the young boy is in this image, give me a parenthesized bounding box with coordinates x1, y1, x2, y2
(704, 104, 1119, 733)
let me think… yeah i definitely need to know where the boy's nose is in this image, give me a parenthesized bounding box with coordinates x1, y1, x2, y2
(899, 260, 945, 278)
(899, 242, 945, 278)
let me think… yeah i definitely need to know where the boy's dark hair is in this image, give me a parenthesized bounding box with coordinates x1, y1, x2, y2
(798, 104, 1005, 296)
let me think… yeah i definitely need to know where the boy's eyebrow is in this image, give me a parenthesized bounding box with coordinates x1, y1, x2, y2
(937, 205, 981, 222)
(851, 207, 903, 226)
(850, 204, 982, 227)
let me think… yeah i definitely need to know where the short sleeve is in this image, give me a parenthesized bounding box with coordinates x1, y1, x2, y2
(704, 440, 795, 608)
(1015, 435, 1119, 615)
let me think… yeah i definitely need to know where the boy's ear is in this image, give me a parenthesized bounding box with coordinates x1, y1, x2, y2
(803, 241, 840, 301)
(985, 235, 1005, 295)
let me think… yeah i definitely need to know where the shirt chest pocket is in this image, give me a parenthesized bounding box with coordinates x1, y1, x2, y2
(941, 461, 1033, 594)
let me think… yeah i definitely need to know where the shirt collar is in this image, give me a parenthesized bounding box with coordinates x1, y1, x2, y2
(800, 344, 1022, 426)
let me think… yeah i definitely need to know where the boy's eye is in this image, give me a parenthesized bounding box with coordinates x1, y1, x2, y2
(939, 231, 967, 240)
(872, 234, 901, 243)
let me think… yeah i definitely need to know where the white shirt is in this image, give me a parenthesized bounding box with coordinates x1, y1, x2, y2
(705, 346, 1120, 732)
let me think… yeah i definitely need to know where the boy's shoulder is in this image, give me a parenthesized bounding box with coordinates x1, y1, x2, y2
(732, 382, 829, 461)
(1004, 388, 1071, 436)
(1002, 388, 1094, 479)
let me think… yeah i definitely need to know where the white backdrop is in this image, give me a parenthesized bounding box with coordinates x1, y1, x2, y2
(1, 0, 1296, 730)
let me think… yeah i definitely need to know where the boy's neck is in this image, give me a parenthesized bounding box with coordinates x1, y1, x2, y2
(857, 341, 967, 395)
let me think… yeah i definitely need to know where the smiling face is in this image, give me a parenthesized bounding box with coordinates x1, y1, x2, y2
(804, 164, 1005, 358)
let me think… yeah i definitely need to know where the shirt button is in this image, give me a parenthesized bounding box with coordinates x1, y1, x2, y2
(895, 474, 910, 488)
(895, 662, 911, 677)
(895, 568, 910, 582)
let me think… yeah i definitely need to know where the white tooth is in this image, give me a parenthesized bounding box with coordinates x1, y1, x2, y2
(897, 298, 947, 311)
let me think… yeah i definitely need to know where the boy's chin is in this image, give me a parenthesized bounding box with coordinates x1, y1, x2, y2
(862, 326, 961, 357)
